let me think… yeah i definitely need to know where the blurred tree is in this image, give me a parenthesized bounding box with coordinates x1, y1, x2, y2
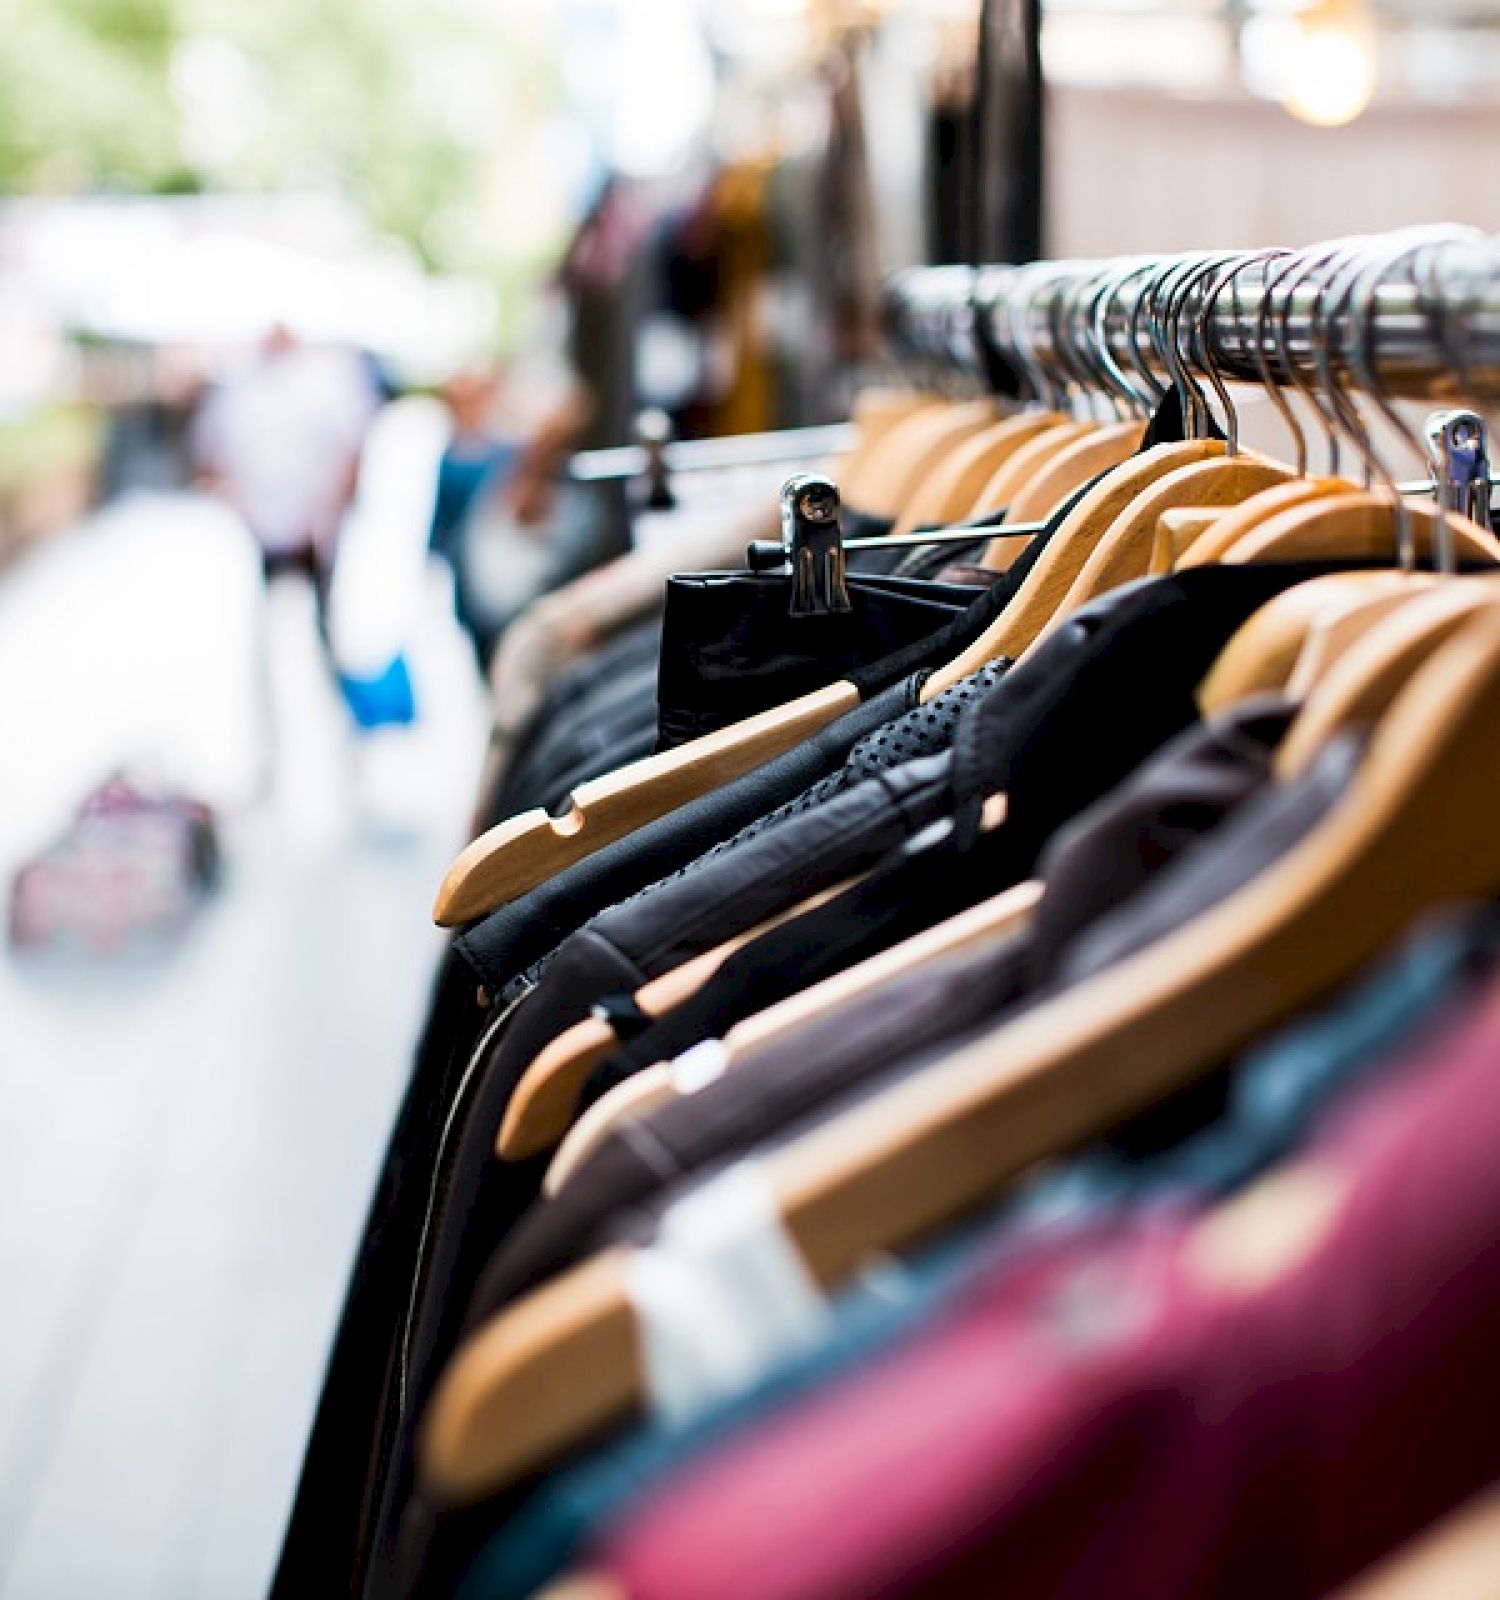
(1, 0, 182, 190)
(0, 0, 564, 272)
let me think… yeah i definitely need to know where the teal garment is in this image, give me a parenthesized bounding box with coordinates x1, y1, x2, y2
(456, 906, 1500, 1600)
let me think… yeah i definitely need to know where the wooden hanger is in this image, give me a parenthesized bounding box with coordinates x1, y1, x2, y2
(921, 437, 1227, 694)
(496, 876, 861, 1159)
(535, 1574, 621, 1600)
(1196, 571, 1431, 717)
(970, 419, 1091, 516)
(967, 420, 1094, 569)
(1039, 451, 1298, 634)
(505, 791, 1016, 1163)
(541, 873, 1041, 1195)
(852, 399, 1003, 521)
(889, 410, 1064, 536)
(424, 608, 1500, 1504)
(1194, 497, 1498, 713)
(982, 420, 1145, 547)
(430, 605, 1500, 1502)
(1216, 494, 1500, 568)
(834, 389, 941, 502)
(1174, 479, 1355, 570)
(435, 682, 860, 925)
(1277, 582, 1500, 774)
(436, 425, 1180, 925)
(544, 1071, 683, 1197)
(1283, 580, 1446, 701)
(1152, 506, 1222, 571)
(1328, 1480, 1500, 1600)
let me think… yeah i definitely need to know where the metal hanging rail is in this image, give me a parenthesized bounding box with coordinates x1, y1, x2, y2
(568, 421, 858, 485)
(881, 233, 1500, 402)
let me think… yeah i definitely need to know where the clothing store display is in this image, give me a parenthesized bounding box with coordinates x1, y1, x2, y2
(366, 698, 1375, 1600)
(587, 981, 1500, 1600)
(456, 905, 1500, 1600)
(275, 225, 1500, 1600)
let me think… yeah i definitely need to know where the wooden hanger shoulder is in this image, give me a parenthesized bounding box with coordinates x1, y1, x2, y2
(497, 877, 861, 1158)
(544, 1066, 679, 1197)
(423, 1248, 638, 1503)
(1152, 506, 1222, 573)
(542, 871, 1039, 1194)
(434, 680, 860, 927)
(971, 420, 1091, 522)
(836, 389, 938, 499)
(1277, 582, 1500, 776)
(890, 411, 1063, 536)
(1047, 453, 1296, 627)
(991, 419, 1144, 532)
(855, 399, 1002, 520)
(1218, 494, 1500, 568)
(1329, 1481, 1500, 1600)
(1284, 579, 1443, 700)
(423, 610, 1500, 1504)
(922, 439, 1225, 699)
(1175, 478, 1352, 570)
(969, 422, 1095, 572)
(1196, 571, 1428, 717)
(532, 1577, 625, 1600)
(837, 394, 947, 508)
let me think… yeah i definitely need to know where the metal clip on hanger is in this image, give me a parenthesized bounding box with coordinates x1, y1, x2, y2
(782, 474, 851, 616)
(746, 470, 1048, 600)
(1427, 409, 1492, 575)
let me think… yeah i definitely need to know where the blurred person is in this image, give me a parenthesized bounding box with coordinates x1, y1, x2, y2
(190, 324, 380, 791)
(191, 323, 380, 644)
(430, 366, 593, 670)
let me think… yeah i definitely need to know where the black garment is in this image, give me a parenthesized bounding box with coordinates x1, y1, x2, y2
(483, 618, 665, 829)
(365, 564, 1360, 1595)
(656, 569, 987, 749)
(358, 668, 1017, 1600)
(271, 947, 497, 1600)
(381, 717, 1359, 1600)
(456, 675, 918, 998)
(463, 697, 1301, 1320)
(453, 475, 1099, 1002)
(576, 561, 1366, 1098)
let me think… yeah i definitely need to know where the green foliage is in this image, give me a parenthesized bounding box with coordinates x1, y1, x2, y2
(0, 0, 561, 270)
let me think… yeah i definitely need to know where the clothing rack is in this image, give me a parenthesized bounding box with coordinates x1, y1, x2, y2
(568, 421, 858, 486)
(881, 236, 1500, 401)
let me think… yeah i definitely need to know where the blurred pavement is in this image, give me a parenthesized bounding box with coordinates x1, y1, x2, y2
(0, 492, 487, 1598)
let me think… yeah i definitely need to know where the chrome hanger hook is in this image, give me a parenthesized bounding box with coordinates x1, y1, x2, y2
(1177, 248, 1256, 454)
(1345, 226, 1487, 568)
(1239, 248, 1306, 474)
(1157, 251, 1227, 439)
(1270, 237, 1372, 479)
(1103, 257, 1170, 416)
(1137, 253, 1205, 436)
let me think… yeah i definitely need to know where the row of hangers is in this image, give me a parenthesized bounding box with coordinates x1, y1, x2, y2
(435, 226, 1499, 927)
(418, 227, 1500, 1577)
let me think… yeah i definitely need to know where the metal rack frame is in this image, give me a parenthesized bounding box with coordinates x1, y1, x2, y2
(882, 233, 1500, 402)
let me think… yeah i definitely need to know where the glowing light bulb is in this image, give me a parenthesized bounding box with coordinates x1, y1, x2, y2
(1282, 1, 1379, 128)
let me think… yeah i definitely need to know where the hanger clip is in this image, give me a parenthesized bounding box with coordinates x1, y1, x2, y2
(770, 473, 851, 617)
(1426, 409, 1492, 531)
(1426, 409, 1491, 575)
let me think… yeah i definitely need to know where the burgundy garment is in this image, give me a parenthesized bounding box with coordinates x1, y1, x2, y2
(593, 989, 1500, 1600)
